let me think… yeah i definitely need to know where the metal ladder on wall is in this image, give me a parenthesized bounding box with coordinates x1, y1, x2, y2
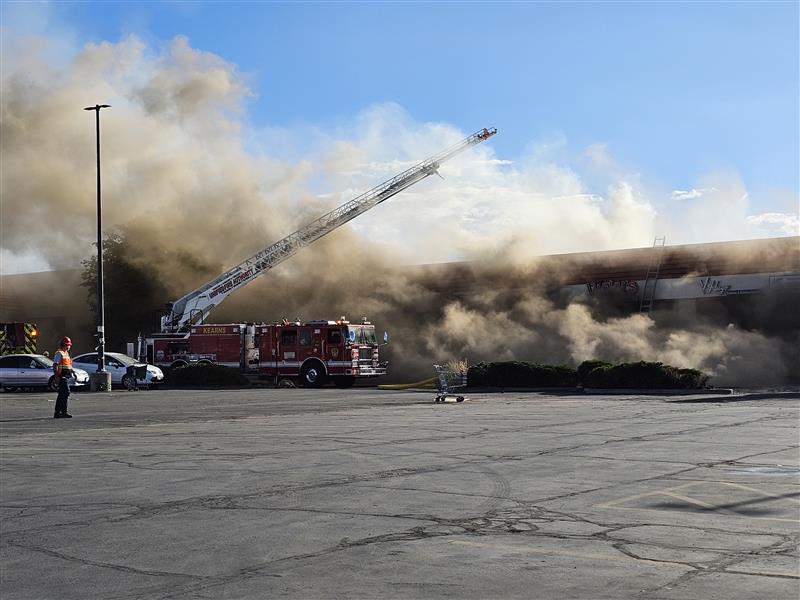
(639, 236, 666, 314)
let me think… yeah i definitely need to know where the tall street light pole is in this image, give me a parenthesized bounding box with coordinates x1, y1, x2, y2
(84, 104, 111, 383)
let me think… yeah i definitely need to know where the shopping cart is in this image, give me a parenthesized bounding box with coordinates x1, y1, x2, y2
(433, 362, 467, 403)
(124, 365, 148, 391)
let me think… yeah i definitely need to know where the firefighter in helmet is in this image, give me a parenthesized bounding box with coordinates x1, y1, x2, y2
(52, 336, 74, 418)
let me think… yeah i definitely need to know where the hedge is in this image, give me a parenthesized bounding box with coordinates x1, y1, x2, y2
(468, 361, 578, 388)
(165, 364, 250, 387)
(582, 361, 709, 389)
(577, 360, 612, 382)
(467, 360, 708, 389)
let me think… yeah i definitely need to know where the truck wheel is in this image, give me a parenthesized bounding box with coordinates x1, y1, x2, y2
(300, 362, 327, 387)
(333, 376, 355, 388)
(48, 376, 58, 392)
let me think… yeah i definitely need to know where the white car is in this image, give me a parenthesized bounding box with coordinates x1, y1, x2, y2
(72, 352, 164, 388)
(0, 354, 90, 392)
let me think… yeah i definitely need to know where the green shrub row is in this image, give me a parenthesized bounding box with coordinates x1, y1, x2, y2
(166, 364, 250, 387)
(467, 360, 708, 389)
(582, 361, 708, 389)
(467, 361, 578, 388)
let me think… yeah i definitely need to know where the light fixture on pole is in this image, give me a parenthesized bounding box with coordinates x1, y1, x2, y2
(84, 104, 111, 390)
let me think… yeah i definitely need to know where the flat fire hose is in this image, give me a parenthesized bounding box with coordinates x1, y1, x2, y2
(378, 377, 437, 390)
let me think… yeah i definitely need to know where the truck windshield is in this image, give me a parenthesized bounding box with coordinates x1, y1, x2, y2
(348, 326, 377, 345)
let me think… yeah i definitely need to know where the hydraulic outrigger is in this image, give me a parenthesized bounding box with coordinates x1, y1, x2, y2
(161, 127, 497, 333)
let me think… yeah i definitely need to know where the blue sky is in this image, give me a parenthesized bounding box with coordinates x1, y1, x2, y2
(1, 1, 798, 273)
(32, 1, 799, 190)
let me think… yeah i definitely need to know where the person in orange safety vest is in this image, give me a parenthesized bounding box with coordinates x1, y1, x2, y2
(52, 336, 74, 418)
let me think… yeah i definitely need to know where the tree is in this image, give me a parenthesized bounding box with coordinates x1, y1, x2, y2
(81, 233, 168, 352)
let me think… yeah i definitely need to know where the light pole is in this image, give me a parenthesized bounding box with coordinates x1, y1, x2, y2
(84, 104, 111, 388)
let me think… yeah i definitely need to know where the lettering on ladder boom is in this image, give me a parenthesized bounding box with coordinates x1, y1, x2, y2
(209, 269, 254, 300)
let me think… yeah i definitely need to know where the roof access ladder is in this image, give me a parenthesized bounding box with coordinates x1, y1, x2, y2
(639, 236, 666, 314)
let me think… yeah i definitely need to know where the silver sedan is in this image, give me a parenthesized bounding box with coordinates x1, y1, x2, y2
(0, 354, 90, 392)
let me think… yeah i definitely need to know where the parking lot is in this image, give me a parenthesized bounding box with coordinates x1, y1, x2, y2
(1, 387, 798, 599)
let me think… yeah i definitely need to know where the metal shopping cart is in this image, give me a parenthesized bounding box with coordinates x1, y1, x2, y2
(433, 361, 467, 403)
(124, 364, 148, 391)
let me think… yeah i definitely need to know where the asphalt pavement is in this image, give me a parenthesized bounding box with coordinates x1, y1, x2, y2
(1, 387, 798, 599)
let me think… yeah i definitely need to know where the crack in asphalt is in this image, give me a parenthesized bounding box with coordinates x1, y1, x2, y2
(4, 411, 796, 532)
(11, 483, 795, 599)
(6, 539, 207, 581)
(126, 499, 798, 599)
(631, 533, 800, 598)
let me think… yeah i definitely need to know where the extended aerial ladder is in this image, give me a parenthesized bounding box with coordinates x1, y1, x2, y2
(161, 127, 497, 333)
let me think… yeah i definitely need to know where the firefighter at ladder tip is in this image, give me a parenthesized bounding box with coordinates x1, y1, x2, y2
(52, 336, 74, 418)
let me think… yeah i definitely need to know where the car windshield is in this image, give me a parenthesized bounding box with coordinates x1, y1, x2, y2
(36, 355, 54, 367)
(108, 353, 139, 366)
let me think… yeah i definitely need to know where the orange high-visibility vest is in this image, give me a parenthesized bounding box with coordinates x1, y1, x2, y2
(54, 351, 72, 375)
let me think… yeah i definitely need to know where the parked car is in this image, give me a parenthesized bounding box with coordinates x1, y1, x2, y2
(0, 354, 90, 392)
(71, 352, 164, 388)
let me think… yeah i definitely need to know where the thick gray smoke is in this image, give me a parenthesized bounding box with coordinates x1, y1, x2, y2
(1, 35, 303, 292)
(2, 34, 797, 386)
(215, 252, 799, 386)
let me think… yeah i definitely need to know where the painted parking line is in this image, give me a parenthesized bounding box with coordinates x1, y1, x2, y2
(722, 481, 800, 504)
(597, 481, 800, 523)
(596, 481, 697, 507)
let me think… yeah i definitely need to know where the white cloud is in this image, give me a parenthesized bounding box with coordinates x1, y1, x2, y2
(662, 172, 800, 244)
(329, 117, 659, 263)
(746, 212, 800, 236)
(478, 159, 514, 166)
(670, 187, 718, 201)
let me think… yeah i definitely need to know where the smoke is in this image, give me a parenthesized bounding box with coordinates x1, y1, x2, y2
(1, 33, 304, 292)
(2, 33, 797, 386)
(214, 255, 797, 386)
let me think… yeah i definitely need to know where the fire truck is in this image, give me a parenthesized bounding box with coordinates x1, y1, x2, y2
(135, 128, 497, 386)
(0, 322, 39, 355)
(147, 318, 385, 387)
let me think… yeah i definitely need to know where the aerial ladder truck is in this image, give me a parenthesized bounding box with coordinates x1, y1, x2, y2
(140, 127, 497, 386)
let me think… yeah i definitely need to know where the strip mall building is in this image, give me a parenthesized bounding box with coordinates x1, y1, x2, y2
(412, 236, 799, 332)
(560, 236, 799, 303)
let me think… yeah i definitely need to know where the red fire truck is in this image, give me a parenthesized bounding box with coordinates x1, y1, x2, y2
(145, 318, 386, 387)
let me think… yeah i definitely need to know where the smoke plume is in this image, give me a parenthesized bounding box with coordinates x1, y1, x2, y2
(2, 33, 797, 386)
